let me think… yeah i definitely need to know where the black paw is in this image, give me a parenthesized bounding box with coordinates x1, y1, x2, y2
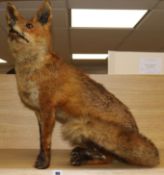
(35, 152, 50, 169)
(70, 147, 91, 166)
(71, 152, 82, 166)
(70, 146, 108, 166)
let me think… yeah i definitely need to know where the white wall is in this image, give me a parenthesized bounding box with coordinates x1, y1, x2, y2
(108, 51, 164, 74)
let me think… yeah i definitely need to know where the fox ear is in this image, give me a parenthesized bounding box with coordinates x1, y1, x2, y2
(6, 3, 19, 27)
(36, 0, 52, 25)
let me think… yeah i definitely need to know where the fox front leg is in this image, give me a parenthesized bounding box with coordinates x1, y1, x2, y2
(35, 109, 56, 169)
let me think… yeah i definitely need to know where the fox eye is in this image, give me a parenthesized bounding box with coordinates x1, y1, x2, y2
(26, 23, 33, 29)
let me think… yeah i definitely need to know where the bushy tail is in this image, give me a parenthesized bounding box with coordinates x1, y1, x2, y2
(63, 118, 160, 167)
(88, 120, 160, 167)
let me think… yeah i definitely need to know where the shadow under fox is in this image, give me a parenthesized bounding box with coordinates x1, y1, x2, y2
(6, 0, 159, 169)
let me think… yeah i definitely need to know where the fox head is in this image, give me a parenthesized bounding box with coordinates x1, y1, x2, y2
(6, 0, 52, 62)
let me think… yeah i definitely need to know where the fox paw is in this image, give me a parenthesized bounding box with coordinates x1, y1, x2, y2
(70, 147, 91, 166)
(70, 146, 108, 166)
(71, 153, 82, 166)
(35, 152, 50, 169)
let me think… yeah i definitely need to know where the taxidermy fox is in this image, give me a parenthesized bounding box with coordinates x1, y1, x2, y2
(6, 0, 159, 169)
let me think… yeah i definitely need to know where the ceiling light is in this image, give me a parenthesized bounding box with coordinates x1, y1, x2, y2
(72, 54, 108, 60)
(71, 9, 147, 28)
(0, 58, 7, 64)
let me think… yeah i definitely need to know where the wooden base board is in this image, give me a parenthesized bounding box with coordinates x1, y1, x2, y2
(0, 149, 163, 174)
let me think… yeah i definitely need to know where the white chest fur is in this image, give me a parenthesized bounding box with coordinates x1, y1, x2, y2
(13, 49, 46, 109)
(16, 70, 40, 109)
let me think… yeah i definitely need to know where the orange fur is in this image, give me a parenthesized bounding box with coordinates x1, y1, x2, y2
(6, 0, 159, 169)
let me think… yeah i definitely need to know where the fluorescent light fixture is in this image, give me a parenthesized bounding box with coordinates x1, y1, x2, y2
(71, 9, 147, 28)
(72, 54, 108, 60)
(0, 58, 7, 64)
